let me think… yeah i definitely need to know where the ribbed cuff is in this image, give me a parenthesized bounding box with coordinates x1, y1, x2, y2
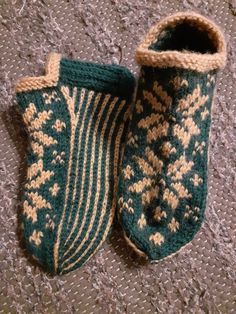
(15, 53, 135, 100)
(59, 58, 135, 100)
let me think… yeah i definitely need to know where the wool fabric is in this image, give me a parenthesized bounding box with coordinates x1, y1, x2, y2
(118, 12, 226, 260)
(16, 53, 135, 274)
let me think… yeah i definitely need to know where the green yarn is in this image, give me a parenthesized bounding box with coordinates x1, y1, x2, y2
(118, 16, 225, 260)
(118, 67, 216, 260)
(16, 55, 135, 274)
(59, 58, 135, 100)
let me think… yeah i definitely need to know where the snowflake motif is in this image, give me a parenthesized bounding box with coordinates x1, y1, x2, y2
(190, 174, 203, 187)
(168, 217, 180, 233)
(137, 213, 146, 229)
(149, 232, 165, 246)
(153, 207, 167, 222)
(122, 165, 134, 180)
(29, 230, 43, 246)
(49, 183, 60, 196)
(52, 119, 66, 132)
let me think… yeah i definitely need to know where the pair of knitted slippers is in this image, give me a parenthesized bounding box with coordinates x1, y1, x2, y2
(16, 12, 226, 275)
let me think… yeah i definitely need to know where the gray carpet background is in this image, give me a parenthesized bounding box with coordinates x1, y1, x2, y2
(0, 0, 235, 313)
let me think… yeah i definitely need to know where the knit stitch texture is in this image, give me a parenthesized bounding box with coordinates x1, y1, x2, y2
(118, 12, 226, 260)
(16, 53, 135, 274)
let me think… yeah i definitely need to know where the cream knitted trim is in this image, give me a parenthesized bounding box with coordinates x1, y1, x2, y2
(136, 12, 226, 72)
(123, 231, 148, 259)
(15, 52, 61, 93)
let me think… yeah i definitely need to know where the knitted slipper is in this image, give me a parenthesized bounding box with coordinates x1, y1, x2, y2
(118, 12, 226, 260)
(16, 53, 135, 274)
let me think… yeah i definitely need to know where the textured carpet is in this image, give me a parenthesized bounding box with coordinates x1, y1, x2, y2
(0, 1, 235, 313)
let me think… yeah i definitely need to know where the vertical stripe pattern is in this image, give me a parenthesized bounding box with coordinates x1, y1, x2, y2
(16, 54, 135, 274)
(54, 86, 128, 274)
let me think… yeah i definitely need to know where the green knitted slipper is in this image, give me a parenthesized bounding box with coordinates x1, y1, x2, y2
(16, 53, 135, 274)
(118, 13, 226, 260)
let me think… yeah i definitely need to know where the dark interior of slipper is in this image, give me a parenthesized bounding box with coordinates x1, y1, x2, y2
(149, 22, 217, 54)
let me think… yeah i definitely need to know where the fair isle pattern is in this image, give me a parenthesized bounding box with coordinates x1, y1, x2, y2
(16, 55, 135, 274)
(118, 12, 226, 260)
(118, 12, 226, 261)
(118, 67, 218, 261)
